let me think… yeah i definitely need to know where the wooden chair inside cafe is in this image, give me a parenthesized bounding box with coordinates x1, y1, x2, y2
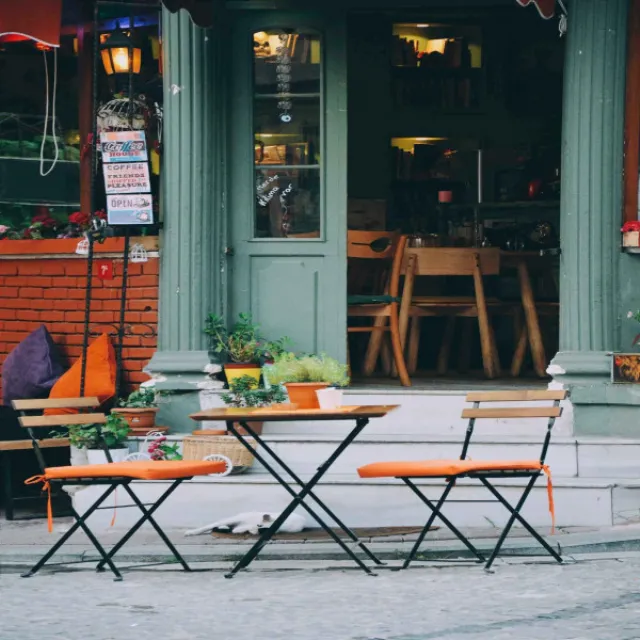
(399, 246, 507, 380)
(347, 231, 411, 387)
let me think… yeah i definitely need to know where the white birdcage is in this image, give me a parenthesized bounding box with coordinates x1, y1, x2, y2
(96, 97, 146, 133)
(75, 237, 89, 255)
(130, 242, 148, 263)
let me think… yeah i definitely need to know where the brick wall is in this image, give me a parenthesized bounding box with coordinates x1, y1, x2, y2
(0, 239, 159, 399)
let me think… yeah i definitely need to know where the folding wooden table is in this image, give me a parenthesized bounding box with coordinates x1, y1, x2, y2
(190, 404, 399, 577)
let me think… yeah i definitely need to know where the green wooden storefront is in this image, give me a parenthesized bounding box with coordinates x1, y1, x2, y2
(149, 0, 639, 436)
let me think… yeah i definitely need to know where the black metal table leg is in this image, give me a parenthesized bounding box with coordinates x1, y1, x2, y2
(225, 418, 378, 577)
(236, 420, 384, 566)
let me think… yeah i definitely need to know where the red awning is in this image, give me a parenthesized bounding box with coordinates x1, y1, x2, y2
(0, 0, 63, 47)
(515, 0, 556, 19)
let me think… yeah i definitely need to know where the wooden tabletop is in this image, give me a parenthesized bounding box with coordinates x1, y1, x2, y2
(190, 405, 399, 423)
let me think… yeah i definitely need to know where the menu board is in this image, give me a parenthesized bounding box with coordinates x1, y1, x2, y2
(101, 131, 153, 225)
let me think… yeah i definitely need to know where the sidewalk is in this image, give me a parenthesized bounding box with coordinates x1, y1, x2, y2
(4, 517, 640, 567)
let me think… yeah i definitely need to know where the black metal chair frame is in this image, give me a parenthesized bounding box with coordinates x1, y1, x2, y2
(397, 396, 565, 571)
(13, 400, 195, 581)
(224, 417, 385, 577)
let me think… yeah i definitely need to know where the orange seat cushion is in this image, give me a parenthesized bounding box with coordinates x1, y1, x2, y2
(44, 334, 116, 415)
(357, 459, 543, 479)
(44, 459, 226, 480)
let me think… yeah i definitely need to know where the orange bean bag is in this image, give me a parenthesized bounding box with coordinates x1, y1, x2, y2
(44, 334, 116, 415)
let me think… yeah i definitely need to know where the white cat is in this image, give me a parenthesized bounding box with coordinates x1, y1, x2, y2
(185, 511, 306, 536)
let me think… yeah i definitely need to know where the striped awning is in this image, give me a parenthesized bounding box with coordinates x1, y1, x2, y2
(515, 0, 556, 19)
(0, 0, 63, 47)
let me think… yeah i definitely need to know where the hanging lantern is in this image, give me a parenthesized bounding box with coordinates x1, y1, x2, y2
(100, 30, 141, 75)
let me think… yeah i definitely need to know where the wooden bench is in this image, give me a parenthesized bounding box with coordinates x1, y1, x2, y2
(0, 397, 98, 521)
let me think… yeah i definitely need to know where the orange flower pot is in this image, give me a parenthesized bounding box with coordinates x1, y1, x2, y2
(284, 383, 329, 409)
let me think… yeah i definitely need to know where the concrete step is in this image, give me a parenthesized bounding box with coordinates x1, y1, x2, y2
(196, 388, 574, 438)
(131, 434, 640, 479)
(73, 472, 634, 532)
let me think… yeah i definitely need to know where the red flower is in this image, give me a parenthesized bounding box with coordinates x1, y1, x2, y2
(69, 211, 90, 227)
(95, 209, 107, 220)
(622, 221, 640, 233)
(31, 213, 57, 228)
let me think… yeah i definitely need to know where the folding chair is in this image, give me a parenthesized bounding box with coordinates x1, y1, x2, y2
(13, 397, 226, 580)
(357, 389, 566, 571)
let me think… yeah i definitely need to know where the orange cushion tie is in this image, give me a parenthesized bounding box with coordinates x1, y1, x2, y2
(110, 488, 118, 528)
(542, 464, 555, 534)
(25, 475, 53, 533)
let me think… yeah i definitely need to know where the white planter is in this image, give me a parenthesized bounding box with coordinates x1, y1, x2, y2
(316, 387, 344, 409)
(86, 448, 130, 465)
(63, 446, 90, 496)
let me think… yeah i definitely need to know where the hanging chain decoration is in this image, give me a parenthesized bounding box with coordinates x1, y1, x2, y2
(280, 182, 293, 236)
(276, 33, 292, 124)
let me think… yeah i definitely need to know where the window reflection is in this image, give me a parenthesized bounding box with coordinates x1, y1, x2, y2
(253, 30, 321, 238)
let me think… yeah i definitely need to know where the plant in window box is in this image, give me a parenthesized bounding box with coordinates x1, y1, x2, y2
(54, 414, 130, 465)
(112, 386, 165, 434)
(622, 221, 640, 248)
(204, 312, 266, 385)
(220, 374, 288, 435)
(264, 353, 350, 409)
(613, 311, 640, 383)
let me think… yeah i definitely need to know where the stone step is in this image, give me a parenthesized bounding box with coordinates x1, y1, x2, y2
(73, 472, 635, 532)
(131, 434, 640, 479)
(196, 389, 574, 438)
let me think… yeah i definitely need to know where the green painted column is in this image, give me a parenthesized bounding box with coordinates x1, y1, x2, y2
(146, 9, 228, 429)
(558, 0, 627, 352)
(551, 0, 630, 436)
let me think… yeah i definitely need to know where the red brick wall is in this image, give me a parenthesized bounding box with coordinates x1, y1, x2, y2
(0, 244, 159, 399)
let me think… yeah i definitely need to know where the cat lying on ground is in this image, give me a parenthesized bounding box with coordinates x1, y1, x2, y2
(185, 511, 306, 536)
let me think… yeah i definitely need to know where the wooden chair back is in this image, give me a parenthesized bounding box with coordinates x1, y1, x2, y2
(12, 397, 105, 470)
(348, 231, 404, 297)
(402, 247, 500, 277)
(459, 390, 567, 463)
(347, 230, 399, 260)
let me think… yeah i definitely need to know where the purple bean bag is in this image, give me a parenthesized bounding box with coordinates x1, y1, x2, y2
(2, 325, 65, 406)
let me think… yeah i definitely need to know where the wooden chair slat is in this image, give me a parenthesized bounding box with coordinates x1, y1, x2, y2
(465, 390, 567, 403)
(12, 397, 100, 411)
(462, 407, 563, 419)
(0, 438, 70, 451)
(19, 413, 107, 428)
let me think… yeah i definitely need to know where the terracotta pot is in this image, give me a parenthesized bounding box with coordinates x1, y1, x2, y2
(284, 383, 329, 409)
(112, 408, 158, 433)
(224, 363, 261, 386)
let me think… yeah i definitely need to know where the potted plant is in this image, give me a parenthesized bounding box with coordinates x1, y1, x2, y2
(264, 353, 350, 409)
(204, 312, 265, 385)
(63, 413, 130, 464)
(221, 374, 287, 435)
(112, 386, 163, 434)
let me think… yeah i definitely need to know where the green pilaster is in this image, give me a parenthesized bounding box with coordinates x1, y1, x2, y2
(551, 0, 629, 435)
(147, 9, 228, 430)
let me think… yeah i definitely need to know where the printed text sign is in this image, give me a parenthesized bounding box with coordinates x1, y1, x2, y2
(103, 162, 151, 194)
(107, 194, 154, 226)
(100, 131, 148, 163)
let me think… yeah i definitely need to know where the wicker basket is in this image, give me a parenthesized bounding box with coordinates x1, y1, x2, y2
(182, 434, 256, 474)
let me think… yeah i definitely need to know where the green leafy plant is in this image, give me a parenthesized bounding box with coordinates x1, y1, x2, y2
(148, 435, 182, 461)
(204, 312, 264, 364)
(262, 337, 293, 362)
(56, 414, 130, 450)
(118, 386, 162, 408)
(264, 353, 350, 387)
(221, 375, 287, 407)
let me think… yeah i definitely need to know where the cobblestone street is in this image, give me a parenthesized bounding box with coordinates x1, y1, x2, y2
(2, 554, 640, 640)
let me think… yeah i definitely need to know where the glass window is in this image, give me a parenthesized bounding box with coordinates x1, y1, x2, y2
(253, 30, 321, 238)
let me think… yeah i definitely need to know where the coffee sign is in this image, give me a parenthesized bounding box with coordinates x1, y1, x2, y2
(100, 131, 148, 163)
(103, 162, 151, 194)
(106, 194, 153, 226)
